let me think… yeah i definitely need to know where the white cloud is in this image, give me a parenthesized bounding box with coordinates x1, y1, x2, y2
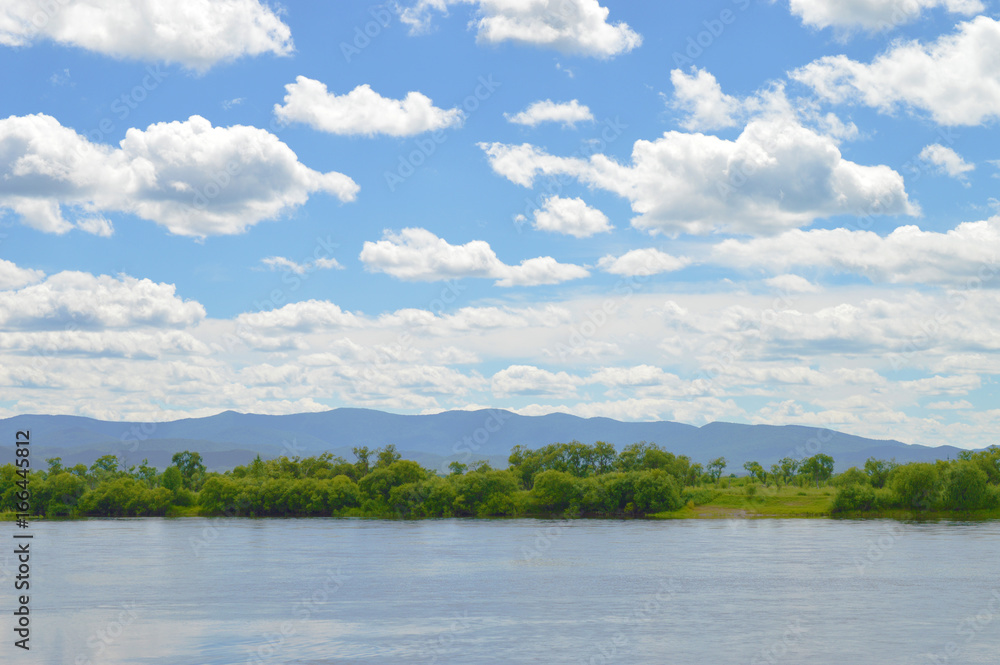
(399, 0, 641, 58)
(531, 196, 611, 237)
(597, 248, 689, 276)
(919, 144, 974, 180)
(274, 78, 464, 137)
(711, 218, 1000, 286)
(0, 329, 209, 359)
(786, 0, 983, 30)
(670, 68, 741, 130)
(505, 99, 594, 128)
(925, 400, 973, 410)
(0, 271, 205, 330)
(0, 260, 44, 290)
(765, 274, 819, 293)
(479, 115, 915, 236)
(260, 256, 343, 274)
(359, 227, 589, 286)
(792, 16, 1000, 126)
(491, 364, 580, 397)
(0, 0, 293, 71)
(236, 301, 363, 332)
(0, 114, 358, 237)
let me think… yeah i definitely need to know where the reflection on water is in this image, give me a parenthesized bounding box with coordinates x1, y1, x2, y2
(22, 518, 1000, 664)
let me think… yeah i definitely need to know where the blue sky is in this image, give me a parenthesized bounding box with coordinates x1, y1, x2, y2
(1, 0, 998, 448)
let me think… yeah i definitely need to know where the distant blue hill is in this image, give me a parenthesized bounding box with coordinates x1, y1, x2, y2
(0, 408, 971, 473)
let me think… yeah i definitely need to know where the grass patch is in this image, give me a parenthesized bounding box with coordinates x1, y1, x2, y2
(652, 485, 834, 519)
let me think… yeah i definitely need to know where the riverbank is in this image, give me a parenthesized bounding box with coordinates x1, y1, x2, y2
(653, 485, 1000, 520)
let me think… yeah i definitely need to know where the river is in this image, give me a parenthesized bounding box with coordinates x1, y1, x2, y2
(10, 517, 1000, 664)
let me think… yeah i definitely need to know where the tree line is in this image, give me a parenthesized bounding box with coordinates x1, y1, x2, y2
(1, 442, 998, 518)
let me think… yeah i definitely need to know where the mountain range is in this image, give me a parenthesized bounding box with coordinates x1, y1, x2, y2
(0, 408, 975, 475)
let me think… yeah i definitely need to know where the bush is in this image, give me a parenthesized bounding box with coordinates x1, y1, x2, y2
(831, 485, 880, 513)
(889, 463, 939, 510)
(633, 470, 682, 513)
(681, 487, 718, 506)
(942, 462, 989, 510)
(530, 470, 582, 513)
(832, 467, 870, 487)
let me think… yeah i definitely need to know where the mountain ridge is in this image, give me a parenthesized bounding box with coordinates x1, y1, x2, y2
(0, 408, 971, 474)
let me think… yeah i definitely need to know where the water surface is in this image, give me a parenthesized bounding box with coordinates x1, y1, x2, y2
(10, 518, 1000, 664)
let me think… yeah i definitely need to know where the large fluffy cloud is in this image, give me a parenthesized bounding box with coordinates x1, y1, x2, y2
(0, 271, 205, 330)
(0, 0, 293, 70)
(359, 227, 589, 286)
(786, 0, 983, 30)
(479, 116, 915, 235)
(792, 16, 1000, 126)
(670, 68, 742, 131)
(530, 196, 611, 237)
(711, 218, 1000, 285)
(0, 114, 358, 237)
(0, 259, 44, 290)
(274, 78, 464, 137)
(399, 0, 641, 58)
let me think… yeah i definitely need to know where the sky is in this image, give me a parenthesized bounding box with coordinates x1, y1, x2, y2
(0, 0, 998, 449)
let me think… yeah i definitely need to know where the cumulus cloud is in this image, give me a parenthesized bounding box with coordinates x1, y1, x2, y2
(505, 99, 594, 128)
(359, 227, 589, 286)
(236, 301, 363, 332)
(274, 78, 464, 137)
(670, 68, 742, 130)
(529, 196, 611, 237)
(479, 115, 915, 235)
(597, 248, 689, 276)
(0, 260, 44, 290)
(0, 0, 293, 71)
(399, 0, 641, 57)
(765, 274, 820, 293)
(0, 329, 209, 359)
(786, 0, 983, 30)
(792, 17, 1000, 126)
(711, 218, 1000, 285)
(491, 364, 580, 397)
(919, 144, 974, 181)
(0, 271, 205, 330)
(0, 114, 358, 237)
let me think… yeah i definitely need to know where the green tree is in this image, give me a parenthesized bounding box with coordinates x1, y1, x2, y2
(161, 465, 183, 492)
(633, 470, 683, 513)
(864, 457, 896, 489)
(943, 461, 989, 510)
(353, 446, 372, 476)
(832, 466, 869, 486)
(889, 463, 939, 510)
(743, 461, 766, 485)
(776, 457, 800, 486)
(448, 461, 468, 475)
(358, 460, 426, 504)
(46, 457, 64, 475)
(800, 454, 835, 487)
(707, 457, 727, 484)
(530, 470, 582, 513)
(375, 444, 402, 469)
(171, 451, 206, 490)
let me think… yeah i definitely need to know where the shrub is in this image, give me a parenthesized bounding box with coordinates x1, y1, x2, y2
(942, 462, 989, 510)
(633, 470, 682, 513)
(831, 485, 880, 513)
(530, 470, 582, 513)
(832, 467, 870, 487)
(889, 463, 940, 510)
